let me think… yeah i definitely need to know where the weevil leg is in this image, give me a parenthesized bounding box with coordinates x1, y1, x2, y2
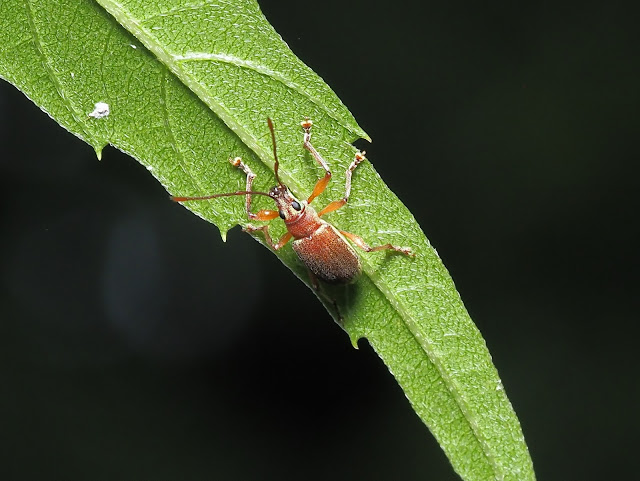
(244, 225, 292, 251)
(317, 151, 367, 217)
(339, 230, 414, 257)
(230, 157, 280, 221)
(308, 270, 344, 322)
(301, 119, 333, 204)
(229, 157, 256, 216)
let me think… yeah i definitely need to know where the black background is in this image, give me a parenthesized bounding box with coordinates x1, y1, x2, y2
(1, 1, 638, 479)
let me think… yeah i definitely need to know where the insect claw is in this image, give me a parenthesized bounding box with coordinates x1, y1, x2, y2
(401, 247, 416, 257)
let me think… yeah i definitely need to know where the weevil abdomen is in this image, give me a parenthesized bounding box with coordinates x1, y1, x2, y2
(292, 222, 361, 284)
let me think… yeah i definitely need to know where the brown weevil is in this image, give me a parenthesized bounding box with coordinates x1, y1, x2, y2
(172, 118, 413, 285)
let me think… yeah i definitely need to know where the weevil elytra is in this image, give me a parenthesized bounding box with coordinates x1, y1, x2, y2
(172, 118, 413, 285)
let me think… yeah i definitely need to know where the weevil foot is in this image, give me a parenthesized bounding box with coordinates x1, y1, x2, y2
(309, 270, 344, 323)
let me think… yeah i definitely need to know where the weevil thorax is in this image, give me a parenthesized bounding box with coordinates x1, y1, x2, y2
(269, 184, 322, 239)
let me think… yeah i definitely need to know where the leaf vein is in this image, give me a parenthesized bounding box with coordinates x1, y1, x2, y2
(173, 52, 350, 134)
(2, 36, 32, 52)
(139, 0, 240, 23)
(159, 70, 214, 203)
(22, 0, 96, 144)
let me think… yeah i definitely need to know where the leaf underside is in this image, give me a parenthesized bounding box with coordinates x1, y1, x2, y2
(0, 1, 534, 480)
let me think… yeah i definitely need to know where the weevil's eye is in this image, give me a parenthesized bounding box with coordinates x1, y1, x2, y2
(279, 210, 285, 219)
(291, 201, 301, 211)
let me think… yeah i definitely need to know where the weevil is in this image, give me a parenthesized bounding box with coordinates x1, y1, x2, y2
(172, 118, 413, 285)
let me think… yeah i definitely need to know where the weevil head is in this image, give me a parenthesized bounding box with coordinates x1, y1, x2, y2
(268, 184, 306, 222)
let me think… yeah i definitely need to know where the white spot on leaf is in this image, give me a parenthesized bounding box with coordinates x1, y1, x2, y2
(88, 102, 110, 119)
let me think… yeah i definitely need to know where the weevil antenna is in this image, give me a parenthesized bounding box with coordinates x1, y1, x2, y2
(267, 118, 283, 186)
(171, 190, 272, 202)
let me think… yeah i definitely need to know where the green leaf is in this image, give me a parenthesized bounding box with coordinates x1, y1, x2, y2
(0, 1, 535, 479)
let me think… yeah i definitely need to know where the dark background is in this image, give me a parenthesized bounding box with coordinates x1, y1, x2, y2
(1, 1, 638, 479)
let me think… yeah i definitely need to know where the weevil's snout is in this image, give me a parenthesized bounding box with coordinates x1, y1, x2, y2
(268, 184, 288, 198)
(269, 185, 304, 221)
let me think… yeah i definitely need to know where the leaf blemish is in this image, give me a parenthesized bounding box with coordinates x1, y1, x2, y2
(88, 102, 110, 119)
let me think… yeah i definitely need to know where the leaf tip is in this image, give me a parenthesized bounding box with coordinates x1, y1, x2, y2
(348, 332, 363, 350)
(94, 144, 106, 160)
